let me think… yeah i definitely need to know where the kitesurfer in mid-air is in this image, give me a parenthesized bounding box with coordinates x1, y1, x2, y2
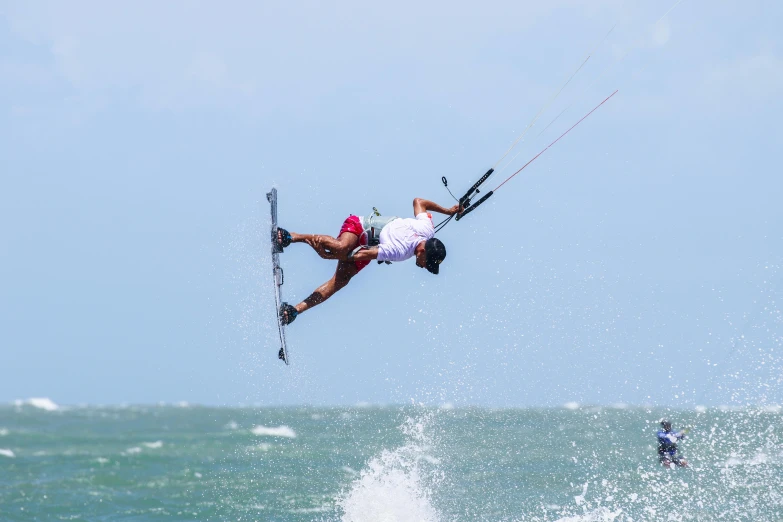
(274, 198, 459, 325)
(657, 419, 689, 468)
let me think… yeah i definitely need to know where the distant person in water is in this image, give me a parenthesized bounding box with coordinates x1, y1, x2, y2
(274, 198, 460, 325)
(657, 419, 689, 468)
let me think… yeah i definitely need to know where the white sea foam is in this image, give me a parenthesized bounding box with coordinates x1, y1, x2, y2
(564, 402, 580, 410)
(16, 397, 59, 411)
(574, 482, 589, 506)
(724, 452, 769, 468)
(0, 428, 8, 436)
(124, 447, 142, 455)
(749, 452, 770, 465)
(143, 441, 163, 449)
(420, 455, 440, 465)
(338, 415, 440, 522)
(290, 505, 332, 513)
(724, 456, 743, 467)
(0, 448, 15, 458)
(224, 420, 239, 430)
(553, 507, 623, 522)
(251, 425, 297, 438)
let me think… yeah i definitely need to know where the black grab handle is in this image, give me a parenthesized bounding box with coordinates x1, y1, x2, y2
(455, 191, 493, 221)
(459, 168, 494, 208)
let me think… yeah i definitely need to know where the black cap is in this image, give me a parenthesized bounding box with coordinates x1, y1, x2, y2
(424, 238, 446, 274)
(660, 419, 672, 430)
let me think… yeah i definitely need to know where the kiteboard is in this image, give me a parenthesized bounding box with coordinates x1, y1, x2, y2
(266, 188, 289, 365)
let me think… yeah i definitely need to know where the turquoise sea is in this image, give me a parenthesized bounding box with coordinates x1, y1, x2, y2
(1, 401, 781, 521)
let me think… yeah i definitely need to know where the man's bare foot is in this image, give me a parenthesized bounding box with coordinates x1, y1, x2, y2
(279, 302, 298, 325)
(276, 228, 292, 249)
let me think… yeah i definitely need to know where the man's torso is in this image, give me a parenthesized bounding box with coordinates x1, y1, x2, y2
(373, 213, 435, 263)
(657, 430, 680, 455)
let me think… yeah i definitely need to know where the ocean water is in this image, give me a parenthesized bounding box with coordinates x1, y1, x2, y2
(1, 401, 781, 521)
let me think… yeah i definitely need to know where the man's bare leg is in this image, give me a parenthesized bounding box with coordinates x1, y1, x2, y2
(281, 260, 361, 323)
(279, 229, 359, 260)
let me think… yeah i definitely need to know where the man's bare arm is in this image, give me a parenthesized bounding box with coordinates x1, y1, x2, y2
(413, 198, 461, 216)
(351, 246, 379, 262)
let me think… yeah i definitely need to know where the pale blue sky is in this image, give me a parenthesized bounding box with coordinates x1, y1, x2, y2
(1, 1, 781, 407)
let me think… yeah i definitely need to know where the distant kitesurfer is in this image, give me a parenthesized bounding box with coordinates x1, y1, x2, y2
(274, 198, 459, 324)
(657, 419, 688, 468)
